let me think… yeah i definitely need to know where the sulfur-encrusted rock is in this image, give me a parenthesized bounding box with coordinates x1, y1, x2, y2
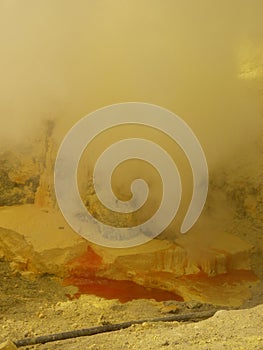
(0, 340, 18, 350)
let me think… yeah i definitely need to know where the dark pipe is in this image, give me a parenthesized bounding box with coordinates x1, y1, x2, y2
(14, 309, 218, 347)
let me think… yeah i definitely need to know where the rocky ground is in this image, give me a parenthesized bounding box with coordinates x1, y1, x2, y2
(0, 260, 262, 350)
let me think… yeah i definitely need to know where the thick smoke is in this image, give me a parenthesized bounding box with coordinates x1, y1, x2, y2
(0, 0, 262, 163)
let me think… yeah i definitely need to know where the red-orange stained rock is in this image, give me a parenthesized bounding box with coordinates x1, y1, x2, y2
(67, 246, 103, 275)
(65, 246, 183, 303)
(64, 246, 258, 304)
(65, 274, 184, 303)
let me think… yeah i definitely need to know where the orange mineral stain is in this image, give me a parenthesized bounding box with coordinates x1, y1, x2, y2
(65, 275, 184, 303)
(64, 247, 183, 303)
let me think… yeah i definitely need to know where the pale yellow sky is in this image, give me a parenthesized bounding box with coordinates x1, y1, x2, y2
(0, 0, 262, 168)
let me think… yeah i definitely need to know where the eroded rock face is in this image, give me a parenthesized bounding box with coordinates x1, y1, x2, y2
(0, 152, 39, 206)
(64, 230, 257, 306)
(0, 120, 56, 208)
